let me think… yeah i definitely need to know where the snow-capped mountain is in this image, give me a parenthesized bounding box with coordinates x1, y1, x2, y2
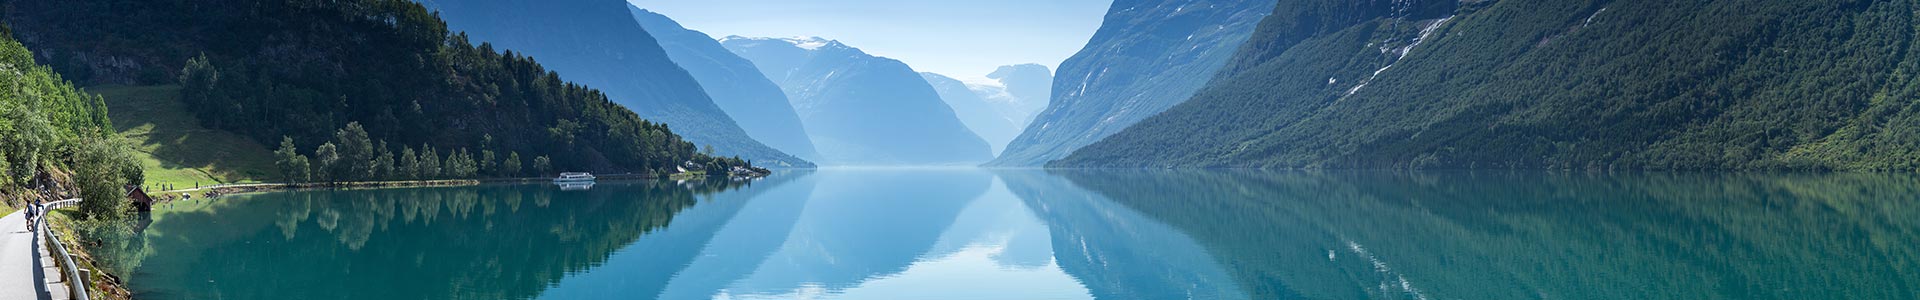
(921, 64, 1052, 155)
(965, 64, 1053, 130)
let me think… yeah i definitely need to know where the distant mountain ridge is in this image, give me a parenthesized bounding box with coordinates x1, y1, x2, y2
(421, 0, 811, 168)
(922, 64, 1052, 155)
(1059, 0, 1920, 170)
(987, 0, 1277, 167)
(922, 72, 1024, 155)
(975, 64, 1053, 128)
(629, 7, 821, 161)
(723, 36, 992, 166)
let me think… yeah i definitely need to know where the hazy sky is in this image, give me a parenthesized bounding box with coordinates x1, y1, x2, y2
(628, 0, 1112, 82)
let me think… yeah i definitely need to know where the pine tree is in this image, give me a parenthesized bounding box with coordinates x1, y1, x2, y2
(274, 136, 311, 182)
(480, 149, 497, 177)
(373, 140, 396, 180)
(399, 146, 419, 180)
(420, 145, 442, 179)
(446, 148, 476, 178)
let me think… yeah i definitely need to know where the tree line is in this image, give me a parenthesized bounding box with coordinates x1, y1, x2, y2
(275, 122, 759, 183)
(273, 122, 543, 182)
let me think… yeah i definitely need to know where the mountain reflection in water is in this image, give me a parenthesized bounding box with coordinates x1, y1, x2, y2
(107, 170, 1920, 300)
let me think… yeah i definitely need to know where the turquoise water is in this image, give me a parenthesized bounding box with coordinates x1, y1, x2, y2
(109, 170, 1920, 299)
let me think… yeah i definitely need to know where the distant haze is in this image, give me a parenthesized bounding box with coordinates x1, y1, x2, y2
(628, 0, 1110, 81)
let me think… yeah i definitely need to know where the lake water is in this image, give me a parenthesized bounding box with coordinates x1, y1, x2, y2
(103, 170, 1920, 299)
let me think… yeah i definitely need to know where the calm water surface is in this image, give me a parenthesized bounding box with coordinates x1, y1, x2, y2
(103, 170, 1920, 299)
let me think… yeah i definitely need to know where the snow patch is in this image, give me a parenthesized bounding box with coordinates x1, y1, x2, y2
(784, 36, 833, 50)
(717, 35, 839, 51)
(1347, 15, 1454, 97)
(1582, 8, 1608, 28)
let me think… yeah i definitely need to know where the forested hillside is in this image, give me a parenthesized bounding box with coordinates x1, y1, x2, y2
(0, 26, 141, 214)
(5, 0, 760, 176)
(1061, 0, 1920, 170)
(420, 0, 811, 168)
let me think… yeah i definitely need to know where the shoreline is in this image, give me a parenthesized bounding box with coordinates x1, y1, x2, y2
(154, 177, 592, 198)
(146, 172, 767, 200)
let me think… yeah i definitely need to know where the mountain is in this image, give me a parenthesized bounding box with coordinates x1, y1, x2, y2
(997, 171, 1244, 300)
(921, 64, 1054, 155)
(418, 0, 810, 168)
(1059, 170, 1920, 299)
(921, 72, 1024, 155)
(628, 7, 821, 161)
(1058, 0, 1920, 171)
(722, 37, 993, 166)
(6, 0, 756, 174)
(986, 0, 1277, 167)
(972, 64, 1054, 129)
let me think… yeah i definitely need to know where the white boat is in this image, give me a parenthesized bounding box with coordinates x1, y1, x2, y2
(553, 172, 596, 183)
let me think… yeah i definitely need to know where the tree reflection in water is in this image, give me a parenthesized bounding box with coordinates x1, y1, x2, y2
(116, 177, 782, 300)
(95, 170, 1920, 300)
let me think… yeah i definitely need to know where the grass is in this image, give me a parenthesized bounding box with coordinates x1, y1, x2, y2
(90, 85, 279, 190)
(668, 171, 708, 181)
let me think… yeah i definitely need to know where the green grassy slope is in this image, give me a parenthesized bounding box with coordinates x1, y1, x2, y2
(1058, 0, 1920, 171)
(91, 85, 276, 188)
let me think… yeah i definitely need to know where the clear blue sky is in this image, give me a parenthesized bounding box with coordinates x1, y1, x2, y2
(629, 0, 1113, 81)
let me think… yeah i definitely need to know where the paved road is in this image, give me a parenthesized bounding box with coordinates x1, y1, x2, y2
(0, 210, 52, 299)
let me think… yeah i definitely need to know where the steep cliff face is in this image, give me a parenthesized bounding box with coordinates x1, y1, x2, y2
(723, 37, 992, 166)
(987, 0, 1277, 167)
(1062, 0, 1920, 171)
(629, 7, 820, 161)
(422, 0, 810, 168)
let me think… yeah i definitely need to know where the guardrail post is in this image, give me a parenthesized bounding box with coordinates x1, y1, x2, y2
(36, 199, 92, 300)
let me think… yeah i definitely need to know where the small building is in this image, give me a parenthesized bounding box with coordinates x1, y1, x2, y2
(126, 185, 155, 212)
